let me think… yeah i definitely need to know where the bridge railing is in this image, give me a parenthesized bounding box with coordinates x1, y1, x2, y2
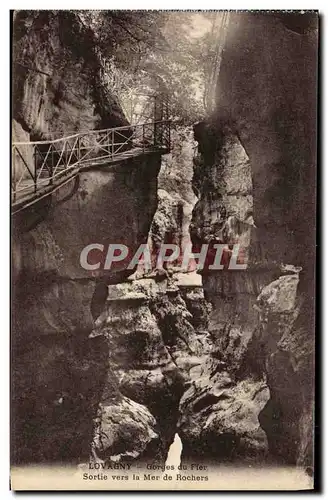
(12, 120, 171, 203)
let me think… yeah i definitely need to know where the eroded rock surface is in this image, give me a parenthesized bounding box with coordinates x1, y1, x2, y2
(90, 279, 211, 460)
(185, 11, 317, 471)
(11, 11, 161, 464)
(92, 396, 161, 463)
(11, 11, 316, 474)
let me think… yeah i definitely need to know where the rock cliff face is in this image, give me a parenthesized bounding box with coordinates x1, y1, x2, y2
(216, 12, 317, 273)
(133, 126, 198, 276)
(90, 278, 211, 464)
(12, 155, 161, 461)
(188, 12, 317, 470)
(13, 11, 128, 141)
(11, 10, 317, 476)
(11, 11, 161, 464)
(150, 127, 197, 253)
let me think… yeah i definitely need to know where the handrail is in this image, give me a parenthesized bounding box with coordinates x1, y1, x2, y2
(12, 119, 171, 210)
(12, 120, 171, 146)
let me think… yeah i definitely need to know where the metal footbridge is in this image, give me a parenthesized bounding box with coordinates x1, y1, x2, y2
(11, 95, 171, 213)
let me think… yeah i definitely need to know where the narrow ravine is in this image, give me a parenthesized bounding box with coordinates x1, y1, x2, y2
(11, 11, 316, 485)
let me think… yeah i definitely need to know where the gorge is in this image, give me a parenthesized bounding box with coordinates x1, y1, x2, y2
(11, 10, 317, 488)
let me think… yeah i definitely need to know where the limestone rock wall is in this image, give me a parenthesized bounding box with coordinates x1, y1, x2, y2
(13, 11, 128, 141)
(133, 126, 198, 277)
(187, 12, 317, 471)
(12, 155, 161, 464)
(89, 278, 212, 464)
(11, 10, 317, 474)
(11, 11, 162, 464)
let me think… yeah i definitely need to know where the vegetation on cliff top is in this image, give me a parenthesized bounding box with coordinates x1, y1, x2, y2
(13, 10, 224, 127)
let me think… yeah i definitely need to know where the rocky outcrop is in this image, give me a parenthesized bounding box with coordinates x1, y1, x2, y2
(133, 126, 198, 276)
(179, 371, 269, 463)
(256, 274, 314, 468)
(12, 156, 161, 466)
(11, 10, 317, 475)
(13, 11, 128, 141)
(12, 161, 162, 464)
(192, 124, 254, 243)
(92, 396, 161, 463)
(186, 11, 317, 471)
(152, 127, 197, 252)
(90, 279, 210, 461)
(216, 12, 317, 273)
(11, 11, 162, 464)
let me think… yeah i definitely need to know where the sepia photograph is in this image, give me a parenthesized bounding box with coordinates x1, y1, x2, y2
(10, 9, 318, 491)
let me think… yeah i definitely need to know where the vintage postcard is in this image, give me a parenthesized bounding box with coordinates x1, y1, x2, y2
(11, 10, 318, 491)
